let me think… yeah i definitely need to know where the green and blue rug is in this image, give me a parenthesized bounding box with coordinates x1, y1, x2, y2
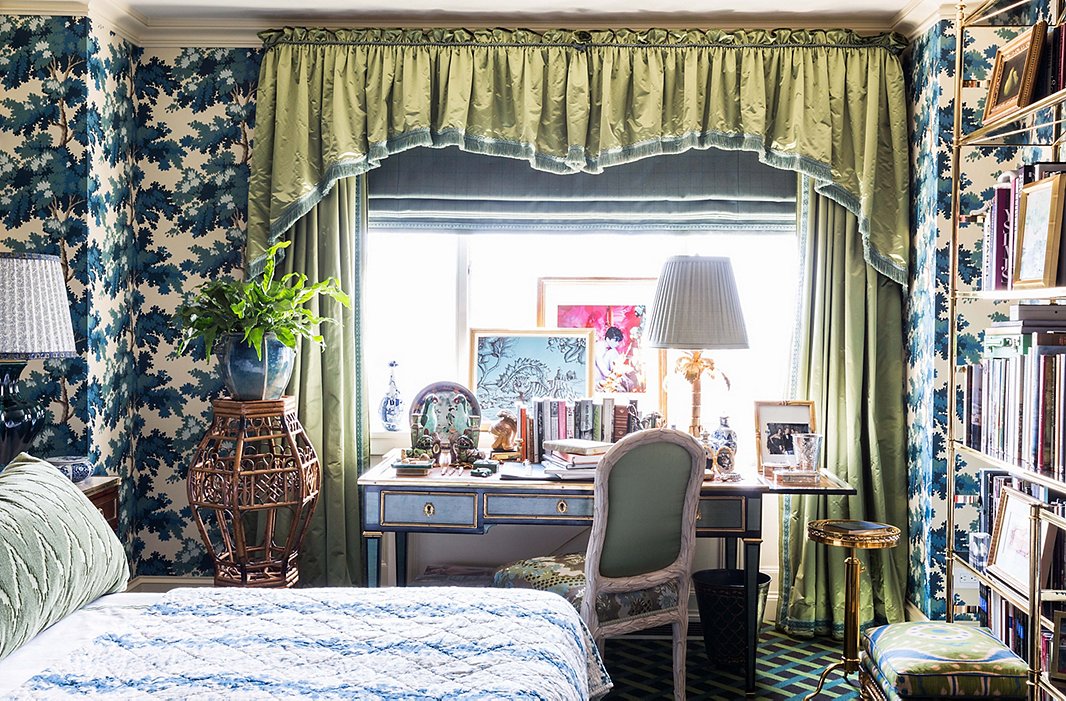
(604, 628, 859, 700)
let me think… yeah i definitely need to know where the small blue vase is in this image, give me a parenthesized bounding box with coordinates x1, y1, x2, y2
(216, 334, 296, 401)
(379, 361, 405, 432)
(710, 416, 738, 454)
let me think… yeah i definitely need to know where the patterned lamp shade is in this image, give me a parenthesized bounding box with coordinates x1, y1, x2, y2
(0, 253, 76, 359)
(646, 256, 749, 350)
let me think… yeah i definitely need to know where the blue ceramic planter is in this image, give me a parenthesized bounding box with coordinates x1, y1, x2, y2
(216, 334, 296, 401)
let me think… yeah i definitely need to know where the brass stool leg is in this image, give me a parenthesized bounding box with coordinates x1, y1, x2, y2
(805, 547, 863, 700)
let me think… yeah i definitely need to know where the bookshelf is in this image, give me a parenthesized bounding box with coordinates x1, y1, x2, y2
(947, 2, 1066, 698)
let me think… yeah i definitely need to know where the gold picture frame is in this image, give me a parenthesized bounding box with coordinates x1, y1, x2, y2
(753, 400, 816, 470)
(983, 21, 1047, 124)
(536, 277, 667, 420)
(469, 328, 595, 423)
(1014, 173, 1066, 289)
(987, 486, 1054, 595)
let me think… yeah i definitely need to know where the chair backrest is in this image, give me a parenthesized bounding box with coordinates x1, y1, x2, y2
(585, 428, 705, 581)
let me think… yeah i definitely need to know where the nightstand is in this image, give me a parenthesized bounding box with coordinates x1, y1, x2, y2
(79, 476, 119, 532)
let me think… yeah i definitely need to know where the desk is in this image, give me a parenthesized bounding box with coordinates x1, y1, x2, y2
(359, 450, 854, 695)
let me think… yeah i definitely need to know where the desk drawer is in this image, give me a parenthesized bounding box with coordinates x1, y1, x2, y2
(381, 491, 478, 528)
(485, 494, 593, 521)
(696, 496, 746, 532)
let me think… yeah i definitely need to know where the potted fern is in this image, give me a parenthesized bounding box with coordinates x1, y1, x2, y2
(175, 241, 350, 400)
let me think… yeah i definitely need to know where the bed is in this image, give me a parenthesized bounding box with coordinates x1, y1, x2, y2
(0, 455, 611, 700)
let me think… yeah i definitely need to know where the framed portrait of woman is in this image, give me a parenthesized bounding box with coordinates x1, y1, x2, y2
(536, 277, 666, 419)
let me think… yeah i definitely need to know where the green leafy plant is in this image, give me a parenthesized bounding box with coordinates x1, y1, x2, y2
(175, 241, 351, 360)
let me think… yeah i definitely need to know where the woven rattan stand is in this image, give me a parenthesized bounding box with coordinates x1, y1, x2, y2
(188, 397, 320, 587)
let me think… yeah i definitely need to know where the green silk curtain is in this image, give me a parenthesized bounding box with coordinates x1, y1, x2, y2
(245, 28, 910, 285)
(777, 178, 908, 636)
(281, 177, 367, 586)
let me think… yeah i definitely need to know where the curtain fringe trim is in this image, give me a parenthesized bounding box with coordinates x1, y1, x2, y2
(248, 126, 906, 286)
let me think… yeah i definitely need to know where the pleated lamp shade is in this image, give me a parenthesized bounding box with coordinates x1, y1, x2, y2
(646, 256, 748, 350)
(0, 253, 76, 359)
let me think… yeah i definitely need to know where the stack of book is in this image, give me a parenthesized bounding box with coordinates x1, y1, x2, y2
(961, 304, 1066, 477)
(516, 397, 646, 464)
(541, 438, 611, 480)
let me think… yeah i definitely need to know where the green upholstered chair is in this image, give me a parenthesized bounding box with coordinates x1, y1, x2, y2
(494, 428, 706, 701)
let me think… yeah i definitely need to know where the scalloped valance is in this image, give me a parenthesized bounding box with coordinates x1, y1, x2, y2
(246, 27, 909, 283)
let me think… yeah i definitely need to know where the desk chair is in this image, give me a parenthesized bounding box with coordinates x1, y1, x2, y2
(494, 428, 705, 701)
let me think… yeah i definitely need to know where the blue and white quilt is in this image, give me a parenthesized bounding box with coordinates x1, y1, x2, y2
(11, 587, 612, 700)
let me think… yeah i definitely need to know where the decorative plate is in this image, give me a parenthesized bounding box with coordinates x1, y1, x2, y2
(409, 381, 482, 444)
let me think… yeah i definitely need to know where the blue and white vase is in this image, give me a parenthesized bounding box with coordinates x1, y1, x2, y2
(379, 361, 405, 432)
(710, 416, 738, 454)
(49, 456, 94, 483)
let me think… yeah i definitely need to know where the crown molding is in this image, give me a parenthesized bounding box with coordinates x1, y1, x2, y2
(3, 0, 915, 48)
(892, 0, 955, 38)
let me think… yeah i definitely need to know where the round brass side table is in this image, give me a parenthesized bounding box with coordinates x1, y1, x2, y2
(803, 519, 900, 700)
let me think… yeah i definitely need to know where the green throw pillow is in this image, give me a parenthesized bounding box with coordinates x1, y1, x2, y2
(0, 453, 129, 661)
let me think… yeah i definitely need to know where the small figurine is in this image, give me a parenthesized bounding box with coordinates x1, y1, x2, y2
(490, 410, 519, 452)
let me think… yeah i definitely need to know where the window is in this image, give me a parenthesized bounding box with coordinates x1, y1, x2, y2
(366, 230, 800, 461)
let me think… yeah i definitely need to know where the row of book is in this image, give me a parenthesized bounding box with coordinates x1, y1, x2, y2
(960, 306, 1066, 478)
(514, 398, 648, 465)
(980, 162, 1066, 292)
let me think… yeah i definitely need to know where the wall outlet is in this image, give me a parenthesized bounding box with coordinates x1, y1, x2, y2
(954, 568, 980, 598)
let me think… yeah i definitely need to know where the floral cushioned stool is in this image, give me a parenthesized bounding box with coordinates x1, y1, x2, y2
(860, 622, 1028, 700)
(493, 552, 680, 624)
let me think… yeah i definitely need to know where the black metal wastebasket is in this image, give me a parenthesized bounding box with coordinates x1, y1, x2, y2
(692, 569, 771, 667)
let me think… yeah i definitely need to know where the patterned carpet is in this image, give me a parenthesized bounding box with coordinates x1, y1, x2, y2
(604, 628, 860, 700)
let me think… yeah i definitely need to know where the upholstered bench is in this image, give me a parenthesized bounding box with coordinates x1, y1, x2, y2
(860, 622, 1028, 700)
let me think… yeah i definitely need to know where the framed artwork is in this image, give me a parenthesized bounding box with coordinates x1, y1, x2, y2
(754, 400, 816, 469)
(1014, 174, 1066, 289)
(987, 486, 1055, 595)
(536, 277, 666, 417)
(983, 21, 1047, 124)
(1052, 612, 1066, 682)
(470, 328, 594, 421)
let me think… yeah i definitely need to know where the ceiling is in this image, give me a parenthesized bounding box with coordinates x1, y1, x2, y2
(13, 0, 943, 45)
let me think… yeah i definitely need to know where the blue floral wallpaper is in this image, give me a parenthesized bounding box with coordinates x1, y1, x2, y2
(131, 46, 260, 574)
(0, 13, 260, 576)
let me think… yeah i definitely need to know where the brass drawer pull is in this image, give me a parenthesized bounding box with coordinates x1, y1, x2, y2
(556, 500, 568, 514)
(696, 508, 703, 522)
(423, 502, 435, 517)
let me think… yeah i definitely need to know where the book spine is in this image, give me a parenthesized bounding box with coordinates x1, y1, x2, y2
(602, 398, 615, 441)
(992, 186, 1012, 290)
(518, 406, 528, 462)
(565, 402, 575, 439)
(592, 403, 602, 444)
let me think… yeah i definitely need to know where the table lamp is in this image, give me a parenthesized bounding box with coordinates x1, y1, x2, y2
(0, 253, 77, 466)
(646, 255, 748, 437)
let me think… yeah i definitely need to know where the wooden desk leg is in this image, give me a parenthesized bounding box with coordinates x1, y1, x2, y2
(744, 537, 761, 696)
(366, 535, 382, 588)
(396, 532, 408, 587)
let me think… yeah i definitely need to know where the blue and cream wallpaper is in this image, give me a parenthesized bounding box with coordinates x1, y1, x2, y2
(0, 12, 260, 575)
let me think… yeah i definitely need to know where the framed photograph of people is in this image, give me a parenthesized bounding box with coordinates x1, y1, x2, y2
(470, 328, 594, 422)
(983, 21, 1047, 124)
(1052, 612, 1066, 682)
(536, 277, 666, 418)
(987, 486, 1055, 595)
(1014, 173, 1066, 289)
(754, 400, 816, 469)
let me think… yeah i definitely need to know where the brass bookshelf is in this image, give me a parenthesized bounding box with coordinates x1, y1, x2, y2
(947, 1, 1066, 698)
